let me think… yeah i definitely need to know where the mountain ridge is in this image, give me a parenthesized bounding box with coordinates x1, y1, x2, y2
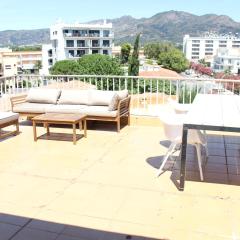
(0, 11, 240, 46)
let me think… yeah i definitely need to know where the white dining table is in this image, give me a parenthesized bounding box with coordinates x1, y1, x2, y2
(180, 94, 240, 191)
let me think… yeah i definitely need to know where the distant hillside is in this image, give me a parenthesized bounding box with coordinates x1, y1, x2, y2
(0, 29, 50, 47)
(1, 11, 240, 46)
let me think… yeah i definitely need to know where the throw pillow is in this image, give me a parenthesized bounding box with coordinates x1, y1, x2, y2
(108, 93, 119, 111)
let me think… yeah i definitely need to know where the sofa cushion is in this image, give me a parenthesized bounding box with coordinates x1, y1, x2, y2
(88, 90, 115, 106)
(82, 106, 117, 117)
(26, 88, 61, 104)
(88, 90, 128, 106)
(58, 90, 89, 105)
(13, 103, 54, 113)
(0, 112, 19, 125)
(46, 104, 87, 114)
(108, 93, 119, 111)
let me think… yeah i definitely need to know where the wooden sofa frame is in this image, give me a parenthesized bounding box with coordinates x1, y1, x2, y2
(10, 94, 131, 132)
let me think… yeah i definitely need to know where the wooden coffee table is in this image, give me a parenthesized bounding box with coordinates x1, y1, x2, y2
(32, 113, 87, 144)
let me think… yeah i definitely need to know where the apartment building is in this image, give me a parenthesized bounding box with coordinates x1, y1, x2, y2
(213, 48, 240, 74)
(42, 20, 114, 74)
(0, 48, 42, 76)
(183, 34, 240, 66)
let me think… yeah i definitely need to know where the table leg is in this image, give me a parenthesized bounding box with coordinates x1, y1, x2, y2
(16, 121, 19, 135)
(84, 119, 87, 138)
(73, 124, 77, 145)
(180, 126, 188, 191)
(46, 123, 50, 136)
(33, 121, 37, 141)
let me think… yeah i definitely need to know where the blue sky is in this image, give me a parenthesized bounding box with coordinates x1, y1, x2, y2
(0, 0, 239, 30)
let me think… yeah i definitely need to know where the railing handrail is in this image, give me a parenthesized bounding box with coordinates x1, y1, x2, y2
(1, 74, 240, 83)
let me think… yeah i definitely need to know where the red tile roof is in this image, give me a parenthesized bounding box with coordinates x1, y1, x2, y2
(139, 68, 182, 78)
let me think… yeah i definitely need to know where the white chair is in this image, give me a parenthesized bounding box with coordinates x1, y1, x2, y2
(168, 98, 209, 158)
(157, 112, 207, 181)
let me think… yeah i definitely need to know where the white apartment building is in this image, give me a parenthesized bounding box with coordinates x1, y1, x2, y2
(213, 48, 240, 74)
(42, 20, 114, 74)
(183, 34, 240, 66)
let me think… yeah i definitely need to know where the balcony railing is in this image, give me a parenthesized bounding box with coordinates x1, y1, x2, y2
(0, 75, 239, 113)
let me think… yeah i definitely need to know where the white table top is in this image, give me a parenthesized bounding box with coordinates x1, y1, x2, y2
(184, 94, 240, 130)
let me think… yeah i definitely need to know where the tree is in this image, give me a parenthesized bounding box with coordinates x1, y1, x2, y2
(120, 43, 131, 64)
(128, 33, 140, 76)
(34, 60, 42, 73)
(50, 60, 81, 75)
(144, 42, 174, 59)
(158, 48, 189, 73)
(78, 54, 124, 75)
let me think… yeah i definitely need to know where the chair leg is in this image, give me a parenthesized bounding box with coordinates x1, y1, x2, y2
(156, 142, 176, 177)
(127, 114, 130, 126)
(117, 119, 120, 133)
(195, 143, 204, 181)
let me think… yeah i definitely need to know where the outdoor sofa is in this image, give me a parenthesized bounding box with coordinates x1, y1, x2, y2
(10, 88, 131, 132)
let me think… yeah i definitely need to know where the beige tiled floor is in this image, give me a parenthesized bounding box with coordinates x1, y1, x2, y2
(1, 120, 240, 240)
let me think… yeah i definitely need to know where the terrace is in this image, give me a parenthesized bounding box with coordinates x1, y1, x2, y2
(1, 75, 240, 240)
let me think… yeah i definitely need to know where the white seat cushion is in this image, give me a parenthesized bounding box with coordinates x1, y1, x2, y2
(82, 106, 117, 117)
(0, 112, 19, 125)
(13, 103, 54, 113)
(46, 104, 87, 114)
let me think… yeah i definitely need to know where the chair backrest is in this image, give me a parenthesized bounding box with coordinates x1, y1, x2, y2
(159, 112, 185, 143)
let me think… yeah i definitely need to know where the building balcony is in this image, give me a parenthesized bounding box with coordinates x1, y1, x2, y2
(0, 75, 240, 239)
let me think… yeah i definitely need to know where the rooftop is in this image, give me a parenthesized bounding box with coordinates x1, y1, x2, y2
(1, 118, 240, 240)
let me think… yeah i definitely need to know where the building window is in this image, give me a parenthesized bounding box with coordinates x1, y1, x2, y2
(219, 44, 227, 48)
(66, 40, 74, 47)
(103, 30, 110, 37)
(192, 44, 200, 47)
(89, 30, 100, 37)
(205, 52, 213, 55)
(233, 41, 240, 44)
(192, 52, 199, 55)
(5, 65, 11, 69)
(205, 40, 213, 43)
(192, 48, 199, 51)
(205, 48, 213, 52)
(68, 50, 74, 58)
(92, 40, 99, 47)
(48, 49, 53, 57)
(103, 40, 110, 47)
(232, 45, 240, 48)
(205, 44, 213, 47)
(219, 40, 227, 44)
(191, 56, 199, 59)
(103, 50, 108, 55)
(92, 50, 99, 54)
(48, 59, 53, 66)
(192, 40, 200, 43)
(76, 50, 85, 57)
(77, 40, 85, 47)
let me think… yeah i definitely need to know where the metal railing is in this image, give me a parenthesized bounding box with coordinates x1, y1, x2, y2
(0, 74, 240, 114)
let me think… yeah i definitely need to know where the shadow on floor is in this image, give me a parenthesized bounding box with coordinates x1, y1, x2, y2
(146, 133, 240, 189)
(0, 213, 168, 240)
(19, 119, 129, 133)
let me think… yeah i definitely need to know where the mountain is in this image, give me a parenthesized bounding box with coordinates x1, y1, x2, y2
(0, 29, 50, 47)
(1, 11, 240, 46)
